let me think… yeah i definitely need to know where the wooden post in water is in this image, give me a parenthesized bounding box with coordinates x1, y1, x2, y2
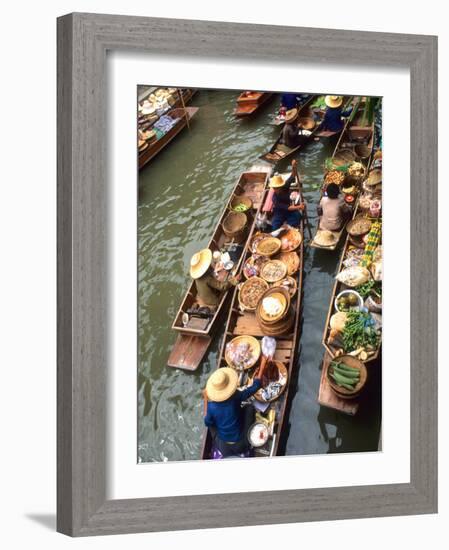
(177, 88, 190, 130)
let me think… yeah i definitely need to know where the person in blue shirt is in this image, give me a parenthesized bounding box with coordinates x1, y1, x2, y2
(204, 357, 269, 458)
(321, 95, 352, 133)
(280, 92, 299, 111)
(270, 160, 305, 231)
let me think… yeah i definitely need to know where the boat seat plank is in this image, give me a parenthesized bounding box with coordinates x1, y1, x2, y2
(167, 334, 212, 371)
(317, 352, 359, 415)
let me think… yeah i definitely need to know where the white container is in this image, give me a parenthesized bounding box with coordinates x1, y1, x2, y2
(334, 290, 363, 312)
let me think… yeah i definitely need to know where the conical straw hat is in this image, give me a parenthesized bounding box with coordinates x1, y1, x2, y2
(190, 249, 212, 279)
(325, 95, 343, 108)
(269, 174, 286, 188)
(314, 229, 338, 247)
(206, 368, 239, 402)
(284, 108, 298, 123)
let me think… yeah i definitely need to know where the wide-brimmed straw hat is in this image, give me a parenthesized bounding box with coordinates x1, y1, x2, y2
(284, 108, 298, 124)
(190, 248, 212, 279)
(206, 367, 239, 402)
(364, 169, 382, 186)
(314, 229, 338, 247)
(269, 174, 287, 189)
(325, 95, 343, 109)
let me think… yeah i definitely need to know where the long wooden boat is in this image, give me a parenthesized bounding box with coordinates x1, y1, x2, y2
(321, 158, 382, 364)
(234, 91, 274, 117)
(310, 98, 376, 251)
(167, 169, 271, 371)
(201, 174, 304, 459)
(138, 106, 199, 170)
(259, 95, 351, 166)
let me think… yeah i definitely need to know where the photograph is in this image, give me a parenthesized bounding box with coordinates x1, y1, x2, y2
(137, 85, 382, 463)
(137, 88, 383, 462)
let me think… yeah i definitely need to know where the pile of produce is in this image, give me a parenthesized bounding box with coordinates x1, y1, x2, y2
(256, 237, 281, 257)
(225, 337, 260, 370)
(233, 203, 248, 212)
(280, 227, 302, 251)
(342, 311, 380, 354)
(238, 277, 268, 310)
(355, 280, 381, 299)
(324, 170, 346, 185)
(328, 360, 361, 391)
(260, 260, 287, 283)
(347, 161, 365, 178)
(335, 291, 362, 312)
(336, 265, 371, 287)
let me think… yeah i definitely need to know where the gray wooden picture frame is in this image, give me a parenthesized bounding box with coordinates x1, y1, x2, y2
(57, 12, 438, 537)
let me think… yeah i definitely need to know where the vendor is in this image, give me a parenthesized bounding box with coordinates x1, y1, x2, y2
(280, 92, 298, 111)
(270, 160, 305, 230)
(317, 183, 352, 231)
(203, 357, 269, 458)
(321, 96, 352, 133)
(281, 108, 302, 148)
(190, 248, 239, 307)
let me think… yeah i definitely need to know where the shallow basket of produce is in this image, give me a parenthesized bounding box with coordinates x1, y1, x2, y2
(326, 355, 368, 399)
(229, 194, 252, 212)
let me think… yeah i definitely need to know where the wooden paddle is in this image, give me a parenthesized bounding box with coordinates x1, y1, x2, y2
(292, 160, 313, 241)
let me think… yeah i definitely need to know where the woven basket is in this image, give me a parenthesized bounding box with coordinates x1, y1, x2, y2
(229, 194, 252, 212)
(255, 237, 282, 257)
(223, 211, 248, 243)
(254, 361, 288, 403)
(258, 308, 295, 336)
(333, 148, 356, 166)
(256, 287, 291, 325)
(238, 277, 269, 311)
(326, 355, 368, 399)
(298, 117, 315, 130)
(224, 335, 261, 370)
(355, 144, 371, 159)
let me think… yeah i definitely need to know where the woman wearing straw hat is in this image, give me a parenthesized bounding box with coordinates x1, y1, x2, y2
(280, 108, 302, 148)
(269, 160, 305, 231)
(190, 248, 240, 307)
(203, 358, 269, 458)
(317, 183, 352, 231)
(321, 95, 353, 133)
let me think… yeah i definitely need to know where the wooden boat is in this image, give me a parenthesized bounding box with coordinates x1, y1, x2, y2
(318, 149, 382, 414)
(138, 106, 199, 170)
(201, 173, 304, 459)
(138, 88, 197, 127)
(321, 234, 381, 363)
(234, 91, 274, 117)
(167, 170, 271, 371)
(310, 98, 376, 251)
(259, 95, 351, 166)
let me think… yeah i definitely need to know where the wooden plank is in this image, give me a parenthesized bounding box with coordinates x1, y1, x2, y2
(318, 352, 359, 415)
(167, 334, 211, 371)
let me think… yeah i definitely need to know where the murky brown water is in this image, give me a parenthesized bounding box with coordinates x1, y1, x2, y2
(138, 89, 381, 462)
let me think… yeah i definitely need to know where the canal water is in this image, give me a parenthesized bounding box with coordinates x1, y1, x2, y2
(138, 90, 381, 463)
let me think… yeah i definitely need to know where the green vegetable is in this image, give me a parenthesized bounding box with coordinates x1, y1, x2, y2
(330, 370, 357, 387)
(333, 365, 360, 380)
(342, 311, 379, 353)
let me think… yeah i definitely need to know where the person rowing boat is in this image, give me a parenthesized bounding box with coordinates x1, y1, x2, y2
(203, 357, 270, 458)
(320, 95, 353, 133)
(269, 159, 305, 231)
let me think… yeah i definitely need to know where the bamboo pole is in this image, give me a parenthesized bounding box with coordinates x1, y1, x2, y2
(177, 88, 190, 130)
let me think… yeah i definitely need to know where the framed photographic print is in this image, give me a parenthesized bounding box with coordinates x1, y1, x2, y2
(57, 13, 437, 536)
